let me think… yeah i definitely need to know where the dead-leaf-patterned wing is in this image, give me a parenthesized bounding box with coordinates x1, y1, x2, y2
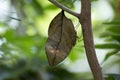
(45, 10, 76, 66)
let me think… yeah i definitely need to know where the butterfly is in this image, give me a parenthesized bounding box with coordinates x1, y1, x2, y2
(45, 10, 76, 66)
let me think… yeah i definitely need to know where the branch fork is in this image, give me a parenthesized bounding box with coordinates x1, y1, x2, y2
(48, 0, 104, 80)
(48, 0, 80, 18)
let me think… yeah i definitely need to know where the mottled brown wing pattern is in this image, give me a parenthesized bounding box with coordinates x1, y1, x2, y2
(45, 10, 76, 66)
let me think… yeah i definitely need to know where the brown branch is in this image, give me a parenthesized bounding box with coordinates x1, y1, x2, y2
(48, 0, 79, 17)
(48, 0, 104, 80)
(79, 0, 104, 80)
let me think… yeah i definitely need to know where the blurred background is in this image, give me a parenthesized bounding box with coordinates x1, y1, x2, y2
(0, 0, 120, 80)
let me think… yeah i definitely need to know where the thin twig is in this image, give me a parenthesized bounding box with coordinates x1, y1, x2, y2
(48, 0, 79, 17)
(9, 16, 21, 21)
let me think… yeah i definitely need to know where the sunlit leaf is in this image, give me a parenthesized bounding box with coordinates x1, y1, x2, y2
(57, 0, 75, 8)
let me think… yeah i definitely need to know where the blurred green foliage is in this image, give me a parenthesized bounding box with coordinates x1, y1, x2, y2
(95, 0, 120, 79)
(95, 0, 120, 64)
(0, 0, 120, 80)
(0, 0, 84, 80)
(57, 0, 75, 8)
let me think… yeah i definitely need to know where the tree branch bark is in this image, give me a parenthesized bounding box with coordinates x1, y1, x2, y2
(79, 0, 104, 80)
(48, 0, 79, 17)
(48, 0, 104, 80)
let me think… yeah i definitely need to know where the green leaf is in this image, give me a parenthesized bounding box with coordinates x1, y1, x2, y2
(32, 0, 44, 15)
(104, 21, 120, 25)
(106, 74, 120, 80)
(112, 35, 120, 43)
(105, 76, 114, 80)
(107, 26, 120, 36)
(102, 50, 119, 63)
(95, 43, 120, 49)
(57, 0, 75, 8)
(45, 4, 58, 10)
(100, 33, 120, 43)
